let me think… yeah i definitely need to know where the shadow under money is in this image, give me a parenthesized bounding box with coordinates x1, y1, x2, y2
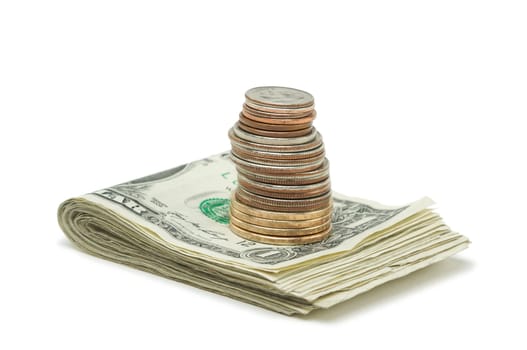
(299, 257, 475, 322)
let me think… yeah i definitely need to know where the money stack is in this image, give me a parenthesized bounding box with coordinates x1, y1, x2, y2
(228, 86, 333, 245)
(59, 152, 470, 315)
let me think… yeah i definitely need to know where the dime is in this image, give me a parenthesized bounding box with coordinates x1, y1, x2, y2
(245, 86, 314, 108)
(230, 194, 333, 220)
(238, 121, 313, 138)
(239, 114, 313, 131)
(229, 204, 332, 228)
(229, 212, 331, 237)
(233, 123, 317, 146)
(235, 187, 332, 212)
(229, 222, 331, 245)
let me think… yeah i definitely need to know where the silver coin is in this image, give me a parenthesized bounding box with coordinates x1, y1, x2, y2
(228, 127, 324, 153)
(232, 124, 317, 146)
(237, 172, 331, 192)
(230, 153, 326, 174)
(231, 147, 325, 167)
(242, 103, 314, 118)
(245, 86, 314, 107)
(235, 159, 330, 185)
(244, 101, 315, 116)
(235, 186, 332, 210)
(230, 143, 325, 160)
(237, 173, 331, 200)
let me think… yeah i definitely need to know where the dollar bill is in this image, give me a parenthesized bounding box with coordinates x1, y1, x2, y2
(58, 152, 469, 315)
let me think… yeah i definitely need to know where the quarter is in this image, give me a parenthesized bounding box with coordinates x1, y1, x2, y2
(245, 86, 314, 108)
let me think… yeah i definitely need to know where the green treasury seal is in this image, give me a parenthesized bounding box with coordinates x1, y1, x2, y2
(199, 198, 230, 224)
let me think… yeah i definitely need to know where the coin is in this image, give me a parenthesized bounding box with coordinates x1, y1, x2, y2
(235, 158, 330, 185)
(242, 103, 314, 119)
(231, 148, 325, 167)
(243, 102, 315, 116)
(230, 194, 333, 220)
(239, 114, 313, 131)
(233, 154, 325, 169)
(231, 153, 326, 174)
(229, 212, 331, 237)
(236, 168, 329, 186)
(228, 128, 323, 153)
(233, 124, 317, 145)
(237, 182, 330, 200)
(241, 104, 316, 119)
(231, 143, 325, 160)
(237, 184, 329, 200)
(229, 204, 332, 228)
(229, 86, 332, 245)
(237, 173, 331, 199)
(229, 222, 331, 245)
(245, 86, 314, 108)
(235, 187, 332, 212)
(236, 186, 332, 207)
(242, 111, 316, 125)
(238, 121, 313, 138)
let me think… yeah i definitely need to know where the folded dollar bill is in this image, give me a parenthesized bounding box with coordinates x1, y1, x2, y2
(58, 152, 470, 315)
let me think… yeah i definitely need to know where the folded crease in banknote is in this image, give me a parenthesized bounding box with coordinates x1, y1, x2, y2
(58, 152, 470, 315)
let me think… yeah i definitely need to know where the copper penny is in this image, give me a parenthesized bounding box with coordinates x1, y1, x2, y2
(229, 204, 332, 229)
(243, 111, 316, 125)
(229, 222, 331, 245)
(229, 212, 331, 237)
(230, 194, 333, 220)
(238, 121, 313, 138)
(239, 113, 313, 131)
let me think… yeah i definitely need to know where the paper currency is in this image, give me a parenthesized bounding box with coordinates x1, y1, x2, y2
(58, 152, 469, 315)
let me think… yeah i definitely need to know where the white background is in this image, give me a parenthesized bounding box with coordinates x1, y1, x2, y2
(1, 1, 526, 349)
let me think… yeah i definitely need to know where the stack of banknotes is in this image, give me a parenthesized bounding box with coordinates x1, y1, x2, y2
(58, 153, 470, 315)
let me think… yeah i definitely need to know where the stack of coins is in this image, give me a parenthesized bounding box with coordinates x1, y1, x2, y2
(228, 86, 333, 245)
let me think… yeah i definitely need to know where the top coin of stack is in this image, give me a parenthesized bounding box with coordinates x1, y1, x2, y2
(228, 86, 333, 245)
